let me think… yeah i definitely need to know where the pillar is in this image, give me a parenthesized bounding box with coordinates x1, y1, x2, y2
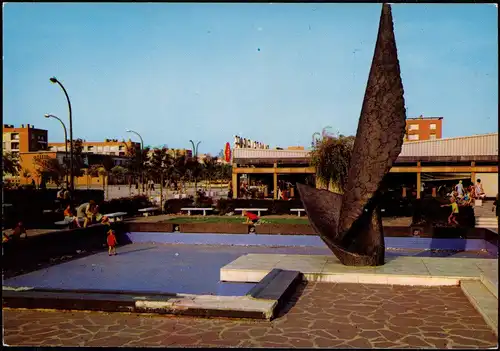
(273, 163, 278, 200)
(402, 187, 407, 198)
(416, 161, 421, 199)
(432, 187, 436, 197)
(290, 187, 295, 198)
(232, 166, 238, 199)
(471, 161, 476, 183)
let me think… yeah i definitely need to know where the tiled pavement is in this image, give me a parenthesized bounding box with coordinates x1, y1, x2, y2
(4, 282, 498, 348)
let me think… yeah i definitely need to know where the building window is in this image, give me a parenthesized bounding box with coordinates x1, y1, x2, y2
(87, 146, 94, 151)
(408, 124, 419, 131)
(408, 134, 419, 141)
(119, 145, 125, 151)
(430, 123, 437, 130)
(11, 133, 19, 140)
(11, 142, 20, 149)
(429, 134, 437, 140)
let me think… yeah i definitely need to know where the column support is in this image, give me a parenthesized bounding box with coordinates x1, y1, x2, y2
(416, 161, 421, 199)
(273, 163, 278, 200)
(232, 164, 238, 199)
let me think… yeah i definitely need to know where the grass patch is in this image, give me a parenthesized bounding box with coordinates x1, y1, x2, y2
(164, 216, 309, 224)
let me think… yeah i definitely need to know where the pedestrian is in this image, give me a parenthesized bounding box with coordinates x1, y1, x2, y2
(441, 197, 459, 225)
(493, 194, 499, 219)
(104, 220, 118, 256)
(455, 180, 464, 197)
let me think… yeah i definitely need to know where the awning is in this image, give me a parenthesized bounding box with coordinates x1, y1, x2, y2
(421, 173, 471, 182)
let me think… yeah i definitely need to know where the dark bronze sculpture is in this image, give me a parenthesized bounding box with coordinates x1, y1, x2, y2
(297, 4, 407, 266)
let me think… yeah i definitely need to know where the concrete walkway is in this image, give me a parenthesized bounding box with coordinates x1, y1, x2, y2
(4, 282, 498, 348)
(221, 254, 498, 336)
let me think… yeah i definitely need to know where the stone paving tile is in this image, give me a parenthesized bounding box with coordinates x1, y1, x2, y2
(4, 282, 498, 348)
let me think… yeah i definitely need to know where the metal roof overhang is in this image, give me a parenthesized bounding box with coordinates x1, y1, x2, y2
(234, 155, 498, 166)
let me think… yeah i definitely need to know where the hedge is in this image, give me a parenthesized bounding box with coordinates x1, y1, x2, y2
(164, 198, 195, 214)
(3, 188, 104, 228)
(99, 195, 153, 216)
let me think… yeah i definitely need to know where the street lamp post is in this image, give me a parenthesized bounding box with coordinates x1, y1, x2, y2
(49, 77, 74, 193)
(189, 140, 201, 200)
(126, 130, 144, 194)
(322, 126, 333, 138)
(44, 114, 69, 186)
(312, 132, 321, 147)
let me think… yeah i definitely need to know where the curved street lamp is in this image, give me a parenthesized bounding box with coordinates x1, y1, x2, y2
(189, 139, 202, 199)
(126, 129, 144, 193)
(312, 132, 321, 147)
(322, 126, 333, 138)
(44, 114, 69, 186)
(49, 76, 74, 193)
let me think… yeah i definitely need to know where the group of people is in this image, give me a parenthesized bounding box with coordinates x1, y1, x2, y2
(441, 179, 488, 225)
(62, 200, 118, 256)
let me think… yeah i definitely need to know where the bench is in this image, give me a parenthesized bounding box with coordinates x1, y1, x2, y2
(181, 207, 214, 216)
(138, 207, 160, 217)
(234, 208, 268, 217)
(103, 212, 127, 222)
(55, 217, 85, 227)
(290, 209, 306, 217)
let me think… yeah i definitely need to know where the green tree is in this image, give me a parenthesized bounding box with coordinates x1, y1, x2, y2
(110, 165, 127, 184)
(33, 156, 65, 186)
(2, 152, 21, 177)
(310, 134, 355, 194)
(202, 155, 218, 191)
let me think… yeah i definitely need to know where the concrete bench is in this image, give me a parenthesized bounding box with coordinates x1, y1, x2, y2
(234, 208, 268, 217)
(290, 209, 306, 217)
(138, 207, 160, 217)
(55, 217, 85, 227)
(181, 207, 214, 216)
(104, 212, 127, 222)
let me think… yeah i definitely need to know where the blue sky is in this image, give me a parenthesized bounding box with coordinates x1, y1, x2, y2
(3, 3, 498, 155)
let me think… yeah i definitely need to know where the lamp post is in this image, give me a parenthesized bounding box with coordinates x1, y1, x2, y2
(44, 114, 69, 186)
(49, 77, 74, 193)
(312, 132, 321, 147)
(126, 130, 144, 194)
(189, 140, 201, 200)
(322, 126, 333, 138)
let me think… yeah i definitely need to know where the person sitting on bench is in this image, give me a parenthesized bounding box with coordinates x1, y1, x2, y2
(64, 204, 81, 228)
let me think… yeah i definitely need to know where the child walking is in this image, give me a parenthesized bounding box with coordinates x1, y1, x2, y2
(441, 197, 459, 225)
(104, 220, 118, 256)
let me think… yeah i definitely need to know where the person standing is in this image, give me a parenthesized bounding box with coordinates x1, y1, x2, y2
(455, 180, 464, 197)
(441, 197, 459, 225)
(493, 194, 499, 219)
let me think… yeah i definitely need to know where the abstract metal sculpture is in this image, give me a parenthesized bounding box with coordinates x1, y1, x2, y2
(297, 4, 407, 266)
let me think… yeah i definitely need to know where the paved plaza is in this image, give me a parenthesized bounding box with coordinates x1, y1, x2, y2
(4, 282, 498, 348)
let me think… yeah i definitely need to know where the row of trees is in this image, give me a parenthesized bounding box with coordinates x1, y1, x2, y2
(2, 140, 232, 198)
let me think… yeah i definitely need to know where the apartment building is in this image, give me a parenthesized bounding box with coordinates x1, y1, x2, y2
(2, 124, 49, 155)
(49, 139, 140, 156)
(405, 116, 443, 141)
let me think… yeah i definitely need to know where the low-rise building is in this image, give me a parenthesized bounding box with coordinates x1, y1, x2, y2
(231, 133, 498, 199)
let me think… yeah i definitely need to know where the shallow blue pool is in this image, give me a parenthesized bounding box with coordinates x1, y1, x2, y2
(4, 233, 496, 296)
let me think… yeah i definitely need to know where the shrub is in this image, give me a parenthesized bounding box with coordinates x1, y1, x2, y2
(215, 199, 304, 215)
(164, 198, 195, 214)
(99, 195, 152, 216)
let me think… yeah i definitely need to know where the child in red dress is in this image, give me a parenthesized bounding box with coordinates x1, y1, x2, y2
(104, 220, 118, 256)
